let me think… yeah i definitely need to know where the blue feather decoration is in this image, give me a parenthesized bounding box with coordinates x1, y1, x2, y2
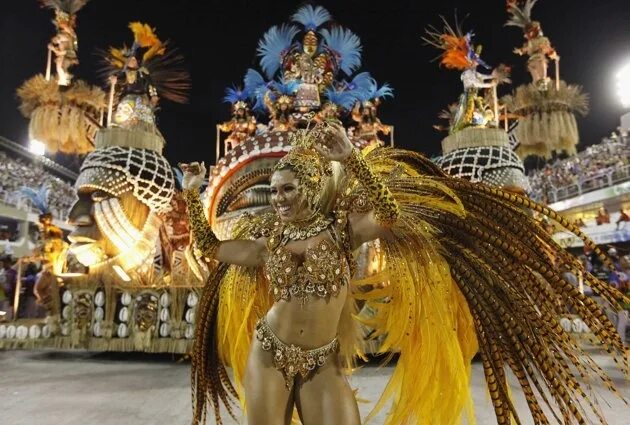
(372, 82, 394, 100)
(291, 5, 331, 31)
(323, 87, 357, 111)
(321, 27, 362, 75)
(222, 85, 249, 104)
(352, 76, 394, 102)
(271, 79, 299, 96)
(244, 68, 267, 93)
(343, 71, 373, 92)
(20, 186, 50, 214)
(257, 24, 299, 79)
(244, 68, 271, 112)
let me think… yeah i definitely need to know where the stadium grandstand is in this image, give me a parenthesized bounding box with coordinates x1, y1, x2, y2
(0, 136, 76, 257)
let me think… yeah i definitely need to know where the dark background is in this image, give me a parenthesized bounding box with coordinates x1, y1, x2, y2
(1, 0, 629, 170)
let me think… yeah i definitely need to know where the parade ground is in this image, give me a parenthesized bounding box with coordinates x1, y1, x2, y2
(1, 349, 628, 425)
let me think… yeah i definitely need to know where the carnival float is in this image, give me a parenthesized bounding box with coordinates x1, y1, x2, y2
(2, 17, 201, 351)
(1, 1, 603, 354)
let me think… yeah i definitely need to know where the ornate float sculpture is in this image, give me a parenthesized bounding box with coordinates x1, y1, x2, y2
(17, 0, 105, 155)
(502, 0, 588, 159)
(209, 5, 393, 237)
(425, 18, 530, 194)
(1, 22, 201, 352)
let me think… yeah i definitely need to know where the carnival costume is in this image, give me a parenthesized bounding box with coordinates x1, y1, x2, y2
(219, 86, 257, 152)
(350, 75, 394, 147)
(19, 185, 66, 322)
(243, 5, 368, 130)
(423, 19, 509, 134)
(186, 120, 627, 425)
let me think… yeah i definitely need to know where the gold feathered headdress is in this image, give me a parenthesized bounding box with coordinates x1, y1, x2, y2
(274, 123, 334, 205)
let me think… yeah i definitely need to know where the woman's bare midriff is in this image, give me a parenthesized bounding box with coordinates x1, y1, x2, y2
(265, 284, 347, 349)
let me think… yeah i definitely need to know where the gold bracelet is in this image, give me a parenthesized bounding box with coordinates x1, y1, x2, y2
(343, 149, 399, 226)
(183, 189, 220, 260)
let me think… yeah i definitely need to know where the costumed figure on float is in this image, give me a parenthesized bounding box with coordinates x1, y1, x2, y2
(45, 0, 80, 86)
(17, 0, 105, 155)
(315, 84, 361, 123)
(502, 0, 589, 158)
(349, 75, 394, 147)
(18, 186, 67, 330)
(425, 18, 529, 194)
(507, 0, 557, 91)
(254, 5, 363, 125)
(218, 85, 258, 153)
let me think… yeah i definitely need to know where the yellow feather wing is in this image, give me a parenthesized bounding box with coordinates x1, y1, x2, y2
(352, 147, 626, 425)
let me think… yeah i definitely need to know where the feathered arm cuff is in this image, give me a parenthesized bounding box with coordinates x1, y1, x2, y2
(183, 189, 219, 260)
(342, 149, 400, 226)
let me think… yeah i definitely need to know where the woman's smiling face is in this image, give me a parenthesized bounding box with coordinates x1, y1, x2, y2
(269, 169, 313, 223)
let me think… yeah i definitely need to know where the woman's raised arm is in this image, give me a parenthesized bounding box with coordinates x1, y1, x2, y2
(180, 162, 267, 268)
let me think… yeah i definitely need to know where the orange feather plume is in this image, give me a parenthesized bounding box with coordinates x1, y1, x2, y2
(440, 34, 470, 70)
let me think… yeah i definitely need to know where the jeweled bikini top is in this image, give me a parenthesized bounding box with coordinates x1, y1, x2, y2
(264, 219, 349, 303)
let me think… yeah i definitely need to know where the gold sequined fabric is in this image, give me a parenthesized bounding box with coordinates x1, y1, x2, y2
(255, 317, 339, 390)
(183, 189, 219, 260)
(265, 238, 348, 302)
(278, 214, 332, 241)
(343, 148, 400, 226)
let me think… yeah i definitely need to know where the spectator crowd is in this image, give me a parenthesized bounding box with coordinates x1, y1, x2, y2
(0, 151, 76, 218)
(528, 133, 630, 204)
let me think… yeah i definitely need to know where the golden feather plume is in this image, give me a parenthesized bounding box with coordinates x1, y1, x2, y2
(128, 22, 161, 48)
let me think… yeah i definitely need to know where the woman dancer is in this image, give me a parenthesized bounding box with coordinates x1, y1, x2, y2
(182, 121, 626, 425)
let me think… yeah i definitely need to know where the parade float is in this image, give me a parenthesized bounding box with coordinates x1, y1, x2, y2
(1, 21, 201, 352)
(424, 18, 530, 194)
(1, 5, 391, 352)
(16, 0, 106, 155)
(502, 0, 589, 159)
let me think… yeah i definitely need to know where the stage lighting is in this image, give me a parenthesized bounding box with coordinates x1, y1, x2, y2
(616, 62, 630, 108)
(28, 139, 45, 156)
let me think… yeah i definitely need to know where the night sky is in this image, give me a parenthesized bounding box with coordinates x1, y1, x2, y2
(1, 0, 629, 170)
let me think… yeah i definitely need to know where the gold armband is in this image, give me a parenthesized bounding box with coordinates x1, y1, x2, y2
(343, 149, 400, 226)
(183, 189, 219, 260)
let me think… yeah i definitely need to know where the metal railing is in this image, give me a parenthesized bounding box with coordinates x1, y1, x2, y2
(531, 164, 630, 203)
